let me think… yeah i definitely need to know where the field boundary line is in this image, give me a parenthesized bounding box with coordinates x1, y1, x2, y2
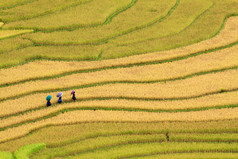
(0, 29, 34, 41)
(4, 0, 92, 23)
(2, 91, 238, 119)
(27, 0, 179, 45)
(121, 150, 238, 159)
(48, 141, 238, 158)
(45, 140, 167, 158)
(104, 13, 238, 56)
(0, 41, 33, 55)
(0, 14, 237, 69)
(1, 62, 238, 89)
(1, 103, 238, 132)
(0, 29, 34, 43)
(49, 141, 238, 158)
(0, 37, 236, 74)
(46, 131, 238, 149)
(6, 0, 137, 31)
(47, 131, 238, 149)
(120, 1, 214, 46)
(1, 119, 237, 145)
(1, 70, 238, 103)
(104, 13, 238, 55)
(47, 131, 166, 148)
(0, 0, 37, 11)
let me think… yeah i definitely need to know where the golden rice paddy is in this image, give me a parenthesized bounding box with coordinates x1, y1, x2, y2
(0, 67, 237, 100)
(0, 16, 238, 84)
(0, 22, 33, 39)
(0, 29, 33, 39)
(0, 0, 238, 158)
(1, 108, 238, 143)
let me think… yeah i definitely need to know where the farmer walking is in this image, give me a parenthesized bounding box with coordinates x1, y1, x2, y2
(46, 95, 52, 107)
(71, 90, 76, 102)
(57, 92, 63, 103)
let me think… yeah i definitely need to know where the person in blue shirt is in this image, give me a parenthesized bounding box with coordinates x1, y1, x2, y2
(57, 92, 63, 103)
(58, 96, 62, 103)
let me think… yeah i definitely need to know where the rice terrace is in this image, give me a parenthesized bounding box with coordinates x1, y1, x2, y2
(0, 0, 238, 158)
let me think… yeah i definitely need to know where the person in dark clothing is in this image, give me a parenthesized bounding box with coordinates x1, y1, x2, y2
(57, 92, 63, 103)
(47, 100, 51, 107)
(46, 95, 52, 107)
(71, 90, 76, 102)
(58, 96, 62, 103)
(72, 92, 76, 102)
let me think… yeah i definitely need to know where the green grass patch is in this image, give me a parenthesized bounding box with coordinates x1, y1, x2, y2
(0, 152, 13, 159)
(14, 143, 46, 159)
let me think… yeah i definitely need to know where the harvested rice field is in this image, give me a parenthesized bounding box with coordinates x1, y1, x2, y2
(0, 0, 238, 158)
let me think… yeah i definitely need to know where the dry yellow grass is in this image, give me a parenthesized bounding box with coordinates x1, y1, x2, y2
(0, 68, 237, 100)
(2, 90, 238, 128)
(0, 29, 33, 39)
(1, 108, 238, 143)
(0, 16, 238, 85)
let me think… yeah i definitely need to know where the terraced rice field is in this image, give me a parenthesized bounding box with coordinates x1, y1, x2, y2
(0, 0, 238, 158)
